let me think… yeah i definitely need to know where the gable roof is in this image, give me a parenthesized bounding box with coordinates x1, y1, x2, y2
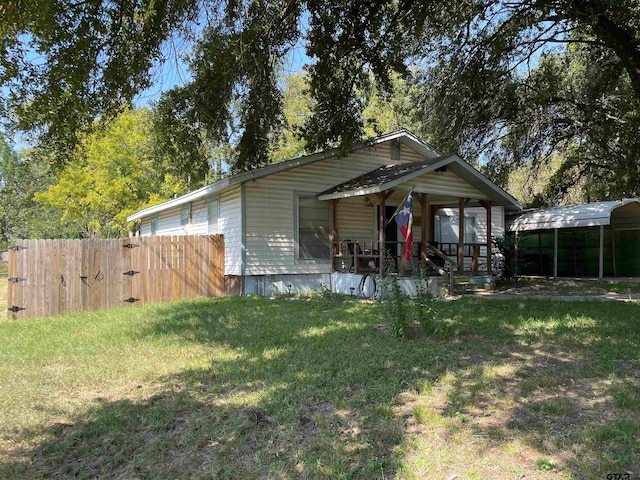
(317, 154, 522, 208)
(509, 198, 640, 231)
(127, 129, 443, 222)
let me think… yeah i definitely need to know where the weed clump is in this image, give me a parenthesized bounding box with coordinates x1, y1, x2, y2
(377, 258, 444, 338)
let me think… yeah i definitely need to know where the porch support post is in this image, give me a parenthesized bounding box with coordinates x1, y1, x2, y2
(480, 200, 492, 275)
(330, 199, 339, 271)
(599, 224, 604, 280)
(376, 190, 394, 276)
(420, 193, 427, 270)
(458, 198, 470, 273)
(553, 228, 558, 279)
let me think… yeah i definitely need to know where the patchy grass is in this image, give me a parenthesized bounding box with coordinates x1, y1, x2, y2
(0, 296, 638, 479)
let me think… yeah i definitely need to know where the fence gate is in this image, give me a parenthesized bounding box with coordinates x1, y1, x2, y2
(6, 235, 224, 320)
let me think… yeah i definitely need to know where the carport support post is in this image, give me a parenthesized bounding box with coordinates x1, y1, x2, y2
(599, 225, 604, 279)
(554, 228, 558, 279)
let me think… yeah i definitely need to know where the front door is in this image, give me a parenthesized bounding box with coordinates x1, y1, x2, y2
(377, 205, 398, 258)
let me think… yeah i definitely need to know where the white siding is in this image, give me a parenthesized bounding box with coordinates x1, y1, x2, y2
(336, 197, 375, 242)
(140, 218, 152, 236)
(400, 143, 430, 163)
(191, 198, 208, 235)
(138, 206, 191, 236)
(136, 189, 242, 276)
(219, 186, 242, 276)
(156, 208, 183, 236)
(412, 170, 490, 201)
(244, 143, 417, 275)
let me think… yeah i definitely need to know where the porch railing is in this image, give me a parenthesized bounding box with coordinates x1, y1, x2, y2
(333, 240, 489, 276)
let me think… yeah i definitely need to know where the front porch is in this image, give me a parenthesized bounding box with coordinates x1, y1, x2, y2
(324, 190, 496, 280)
(314, 153, 520, 290)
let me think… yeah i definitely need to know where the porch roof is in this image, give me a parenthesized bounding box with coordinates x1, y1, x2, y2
(316, 154, 521, 208)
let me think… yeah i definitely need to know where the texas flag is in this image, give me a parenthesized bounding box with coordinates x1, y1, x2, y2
(394, 191, 414, 261)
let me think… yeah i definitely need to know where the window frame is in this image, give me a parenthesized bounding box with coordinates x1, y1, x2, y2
(207, 196, 219, 234)
(294, 193, 332, 263)
(180, 204, 192, 233)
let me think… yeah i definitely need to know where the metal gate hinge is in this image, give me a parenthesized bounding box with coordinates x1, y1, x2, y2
(123, 243, 140, 249)
(123, 297, 140, 303)
(8, 245, 27, 251)
(8, 306, 25, 313)
(7, 277, 26, 283)
(123, 270, 139, 276)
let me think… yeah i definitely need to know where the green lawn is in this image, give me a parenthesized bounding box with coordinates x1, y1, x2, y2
(0, 296, 638, 479)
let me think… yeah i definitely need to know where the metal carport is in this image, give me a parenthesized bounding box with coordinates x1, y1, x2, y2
(508, 199, 640, 279)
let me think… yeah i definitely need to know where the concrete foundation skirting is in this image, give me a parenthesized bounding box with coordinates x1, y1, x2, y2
(243, 272, 446, 297)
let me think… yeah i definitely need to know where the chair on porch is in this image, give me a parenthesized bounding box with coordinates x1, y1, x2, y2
(342, 240, 379, 273)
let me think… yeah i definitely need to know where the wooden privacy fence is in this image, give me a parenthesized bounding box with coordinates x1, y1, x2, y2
(6, 235, 224, 320)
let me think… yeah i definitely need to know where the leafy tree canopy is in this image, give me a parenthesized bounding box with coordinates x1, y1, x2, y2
(2, 0, 640, 200)
(0, 135, 80, 248)
(35, 108, 187, 237)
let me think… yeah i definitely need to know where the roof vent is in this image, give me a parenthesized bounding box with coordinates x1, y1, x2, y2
(391, 139, 401, 162)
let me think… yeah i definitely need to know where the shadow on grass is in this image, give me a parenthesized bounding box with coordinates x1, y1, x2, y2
(419, 299, 640, 478)
(2, 296, 639, 478)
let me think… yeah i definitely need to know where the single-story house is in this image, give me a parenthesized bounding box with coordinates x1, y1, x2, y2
(508, 199, 640, 279)
(127, 130, 522, 295)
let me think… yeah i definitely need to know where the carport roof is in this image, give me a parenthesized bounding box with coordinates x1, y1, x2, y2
(509, 199, 640, 232)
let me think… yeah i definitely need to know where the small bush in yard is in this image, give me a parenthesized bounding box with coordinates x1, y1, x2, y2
(377, 259, 408, 337)
(377, 261, 446, 338)
(414, 270, 445, 336)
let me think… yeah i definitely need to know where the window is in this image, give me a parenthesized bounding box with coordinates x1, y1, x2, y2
(465, 216, 477, 243)
(297, 196, 331, 260)
(150, 217, 158, 236)
(180, 204, 191, 232)
(436, 214, 477, 243)
(207, 198, 218, 234)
